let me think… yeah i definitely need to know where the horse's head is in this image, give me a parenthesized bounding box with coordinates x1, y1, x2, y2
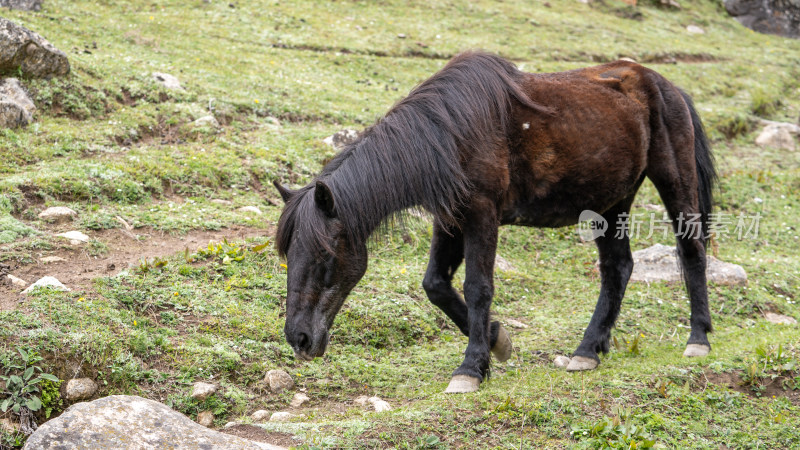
(274, 180, 368, 361)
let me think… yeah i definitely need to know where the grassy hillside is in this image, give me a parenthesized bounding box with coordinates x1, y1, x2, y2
(1, 0, 799, 448)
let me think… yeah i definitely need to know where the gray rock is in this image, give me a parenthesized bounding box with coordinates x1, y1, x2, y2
(197, 410, 214, 427)
(0, 78, 35, 128)
(238, 206, 263, 215)
(55, 230, 89, 244)
(289, 392, 309, 408)
(23, 395, 284, 449)
(6, 274, 27, 288)
(756, 122, 798, 150)
(353, 395, 370, 407)
(322, 129, 359, 150)
(0, 18, 69, 78)
(191, 382, 218, 401)
(40, 256, 65, 263)
(21, 276, 69, 294)
(630, 244, 747, 286)
(64, 378, 97, 401)
(725, 0, 800, 39)
(38, 206, 77, 223)
(0, 0, 42, 11)
(269, 412, 299, 422)
(504, 318, 528, 329)
(152, 72, 183, 90)
(251, 409, 270, 422)
(553, 355, 571, 368)
(765, 312, 797, 325)
(686, 25, 705, 34)
(266, 370, 294, 393)
(211, 199, 233, 205)
(193, 115, 219, 128)
(495, 255, 515, 272)
(368, 396, 392, 412)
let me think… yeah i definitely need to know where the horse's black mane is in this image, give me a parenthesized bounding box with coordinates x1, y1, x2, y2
(276, 51, 549, 258)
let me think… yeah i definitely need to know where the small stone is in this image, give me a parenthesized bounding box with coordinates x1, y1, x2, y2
(756, 124, 797, 150)
(197, 410, 214, 427)
(251, 410, 270, 422)
(269, 412, 298, 422)
(368, 396, 392, 412)
(353, 395, 370, 407)
(397, 33, 407, 39)
(322, 129, 359, 151)
(56, 230, 90, 244)
(266, 369, 294, 393)
(211, 199, 233, 205)
(494, 255, 515, 272)
(290, 392, 309, 408)
(630, 244, 747, 286)
(38, 206, 77, 222)
(6, 274, 27, 288)
(224, 422, 238, 429)
(765, 313, 797, 325)
(504, 318, 528, 329)
(0, 78, 36, 128)
(64, 378, 97, 401)
(553, 355, 571, 368)
(193, 115, 219, 128)
(152, 72, 183, 90)
(191, 382, 218, 401)
(21, 276, 69, 294)
(40, 256, 66, 263)
(238, 206, 262, 215)
(686, 25, 704, 34)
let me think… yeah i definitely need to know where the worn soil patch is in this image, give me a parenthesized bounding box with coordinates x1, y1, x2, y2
(702, 370, 800, 405)
(0, 226, 271, 307)
(221, 425, 300, 448)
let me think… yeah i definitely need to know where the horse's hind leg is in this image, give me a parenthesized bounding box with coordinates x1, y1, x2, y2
(569, 198, 636, 371)
(422, 224, 512, 370)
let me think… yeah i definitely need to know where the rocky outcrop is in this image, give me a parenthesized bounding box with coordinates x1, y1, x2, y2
(0, 18, 69, 78)
(0, 78, 35, 128)
(755, 120, 799, 150)
(0, 0, 42, 11)
(23, 395, 285, 449)
(725, 0, 800, 39)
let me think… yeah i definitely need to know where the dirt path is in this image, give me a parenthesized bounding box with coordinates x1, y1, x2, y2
(1, 226, 271, 308)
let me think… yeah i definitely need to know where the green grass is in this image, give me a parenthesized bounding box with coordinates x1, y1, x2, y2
(1, 0, 800, 448)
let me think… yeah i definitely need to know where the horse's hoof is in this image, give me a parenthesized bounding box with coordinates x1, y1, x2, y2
(683, 344, 710, 357)
(566, 356, 598, 371)
(491, 325, 512, 362)
(444, 375, 480, 393)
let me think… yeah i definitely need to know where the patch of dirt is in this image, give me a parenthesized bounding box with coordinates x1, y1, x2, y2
(702, 370, 800, 405)
(0, 225, 271, 307)
(221, 425, 300, 447)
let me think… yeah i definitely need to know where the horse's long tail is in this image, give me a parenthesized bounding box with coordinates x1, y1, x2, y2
(679, 89, 717, 246)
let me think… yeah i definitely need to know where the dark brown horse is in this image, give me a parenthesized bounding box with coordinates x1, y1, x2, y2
(274, 51, 716, 393)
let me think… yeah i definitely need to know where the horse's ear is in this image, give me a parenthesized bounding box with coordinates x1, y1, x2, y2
(314, 180, 336, 217)
(273, 180, 294, 203)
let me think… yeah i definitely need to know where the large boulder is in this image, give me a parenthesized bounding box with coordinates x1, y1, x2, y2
(755, 120, 800, 150)
(630, 243, 747, 286)
(0, 0, 42, 11)
(0, 78, 35, 128)
(23, 395, 286, 449)
(0, 17, 69, 78)
(725, 0, 800, 39)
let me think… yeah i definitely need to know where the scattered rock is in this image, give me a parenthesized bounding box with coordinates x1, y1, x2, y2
(238, 206, 263, 215)
(755, 122, 798, 150)
(193, 115, 219, 128)
(55, 230, 90, 244)
(265, 370, 294, 393)
(290, 392, 309, 408)
(251, 410, 271, 422)
(765, 312, 797, 325)
(686, 25, 705, 34)
(6, 274, 27, 288)
(368, 396, 392, 412)
(0, 18, 70, 79)
(504, 318, 528, 329)
(494, 255, 515, 272)
(38, 206, 78, 223)
(152, 72, 183, 90)
(0, 0, 43, 11)
(322, 129, 359, 150)
(353, 395, 370, 407)
(397, 33, 407, 39)
(21, 276, 69, 294)
(553, 355, 571, 369)
(191, 382, 218, 401)
(629, 244, 747, 286)
(0, 78, 35, 128)
(23, 395, 283, 449)
(211, 199, 233, 205)
(40, 256, 66, 263)
(64, 378, 98, 401)
(197, 411, 214, 427)
(269, 412, 298, 422)
(725, 0, 800, 39)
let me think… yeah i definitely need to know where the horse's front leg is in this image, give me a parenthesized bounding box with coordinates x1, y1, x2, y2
(445, 198, 499, 393)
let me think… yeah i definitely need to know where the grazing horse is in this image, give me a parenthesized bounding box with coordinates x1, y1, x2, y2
(274, 51, 716, 393)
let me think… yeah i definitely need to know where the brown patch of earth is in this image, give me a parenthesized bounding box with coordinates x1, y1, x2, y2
(220, 425, 300, 448)
(0, 226, 271, 308)
(702, 370, 800, 405)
